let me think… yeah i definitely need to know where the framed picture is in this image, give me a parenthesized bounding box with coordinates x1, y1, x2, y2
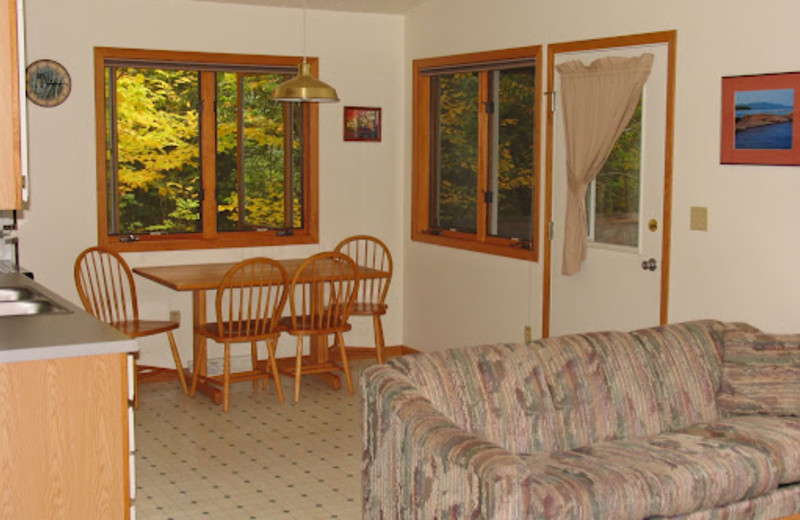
(344, 106, 381, 142)
(721, 72, 800, 165)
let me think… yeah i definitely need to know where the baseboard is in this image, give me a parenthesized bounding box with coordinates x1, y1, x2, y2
(343, 345, 420, 360)
(141, 346, 424, 383)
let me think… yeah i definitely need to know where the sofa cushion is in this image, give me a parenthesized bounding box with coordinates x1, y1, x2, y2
(518, 432, 777, 519)
(572, 433, 778, 517)
(681, 416, 800, 484)
(648, 483, 800, 520)
(718, 331, 800, 417)
(518, 450, 653, 520)
(387, 343, 562, 453)
(532, 330, 663, 450)
(630, 320, 728, 432)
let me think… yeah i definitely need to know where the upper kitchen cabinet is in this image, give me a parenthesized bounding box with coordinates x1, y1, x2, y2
(0, 0, 22, 209)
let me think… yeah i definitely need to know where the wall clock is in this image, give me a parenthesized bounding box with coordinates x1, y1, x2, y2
(25, 59, 71, 107)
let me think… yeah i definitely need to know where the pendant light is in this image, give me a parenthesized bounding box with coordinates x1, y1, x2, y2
(272, 0, 339, 103)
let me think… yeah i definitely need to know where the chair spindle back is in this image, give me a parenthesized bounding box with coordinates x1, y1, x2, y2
(74, 246, 138, 324)
(289, 252, 359, 332)
(334, 235, 392, 308)
(215, 258, 289, 339)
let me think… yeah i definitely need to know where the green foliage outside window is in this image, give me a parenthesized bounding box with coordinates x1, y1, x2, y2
(591, 99, 642, 247)
(106, 65, 302, 236)
(109, 67, 201, 234)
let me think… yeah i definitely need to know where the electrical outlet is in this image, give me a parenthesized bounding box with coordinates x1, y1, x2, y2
(169, 310, 181, 324)
(690, 206, 708, 231)
(524, 325, 532, 344)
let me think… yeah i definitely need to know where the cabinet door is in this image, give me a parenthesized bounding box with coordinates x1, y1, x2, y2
(0, 353, 131, 519)
(0, 0, 21, 209)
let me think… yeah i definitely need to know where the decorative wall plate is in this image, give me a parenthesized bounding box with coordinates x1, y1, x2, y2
(26, 59, 71, 107)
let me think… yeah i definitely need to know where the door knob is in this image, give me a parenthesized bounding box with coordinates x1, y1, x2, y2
(641, 258, 658, 271)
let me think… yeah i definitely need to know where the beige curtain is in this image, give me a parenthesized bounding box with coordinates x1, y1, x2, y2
(557, 53, 654, 275)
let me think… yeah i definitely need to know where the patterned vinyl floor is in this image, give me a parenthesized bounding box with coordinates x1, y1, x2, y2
(134, 359, 373, 519)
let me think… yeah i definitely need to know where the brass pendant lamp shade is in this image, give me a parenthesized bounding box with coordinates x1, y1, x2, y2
(273, 61, 339, 103)
(272, 0, 339, 103)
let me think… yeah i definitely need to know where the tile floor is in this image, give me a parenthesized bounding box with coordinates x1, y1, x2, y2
(134, 360, 373, 519)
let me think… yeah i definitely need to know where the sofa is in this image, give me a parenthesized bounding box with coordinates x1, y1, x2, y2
(361, 320, 800, 519)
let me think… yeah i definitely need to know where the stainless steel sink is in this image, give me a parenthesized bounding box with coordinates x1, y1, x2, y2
(0, 286, 71, 317)
(0, 287, 35, 301)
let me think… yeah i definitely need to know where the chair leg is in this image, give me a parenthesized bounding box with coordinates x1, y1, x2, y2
(337, 331, 354, 395)
(167, 330, 189, 394)
(373, 314, 386, 364)
(267, 338, 284, 404)
(294, 336, 304, 403)
(190, 337, 207, 398)
(223, 342, 231, 412)
(251, 341, 260, 390)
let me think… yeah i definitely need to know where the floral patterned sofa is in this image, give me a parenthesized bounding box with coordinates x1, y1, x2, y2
(361, 320, 800, 519)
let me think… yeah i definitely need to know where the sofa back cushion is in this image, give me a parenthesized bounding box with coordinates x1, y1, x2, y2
(717, 331, 800, 417)
(388, 343, 562, 453)
(629, 320, 726, 431)
(532, 330, 664, 450)
(389, 320, 732, 454)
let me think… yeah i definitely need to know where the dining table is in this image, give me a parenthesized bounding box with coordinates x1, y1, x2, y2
(133, 258, 388, 404)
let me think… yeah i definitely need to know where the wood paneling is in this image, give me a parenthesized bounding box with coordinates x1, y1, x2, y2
(0, 0, 21, 209)
(0, 353, 130, 519)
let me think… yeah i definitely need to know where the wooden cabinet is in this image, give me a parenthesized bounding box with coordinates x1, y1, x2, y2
(0, 353, 133, 519)
(0, 0, 22, 209)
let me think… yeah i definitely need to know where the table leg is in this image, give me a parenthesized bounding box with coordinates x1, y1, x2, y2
(309, 335, 341, 390)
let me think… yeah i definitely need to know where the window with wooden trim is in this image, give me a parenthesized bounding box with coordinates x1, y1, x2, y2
(94, 47, 319, 252)
(412, 46, 541, 260)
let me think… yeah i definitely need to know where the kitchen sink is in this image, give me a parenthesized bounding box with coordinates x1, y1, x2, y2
(0, 286, 71, 317)
(0, 287, 36, 301)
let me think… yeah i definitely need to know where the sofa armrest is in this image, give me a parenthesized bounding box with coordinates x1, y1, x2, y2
(362, 364, 533, 519)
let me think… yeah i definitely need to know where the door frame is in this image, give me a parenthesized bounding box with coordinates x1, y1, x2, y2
(542, 30, 677, 338)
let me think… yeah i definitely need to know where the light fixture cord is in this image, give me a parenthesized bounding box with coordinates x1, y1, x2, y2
(302, 0, 307, 63)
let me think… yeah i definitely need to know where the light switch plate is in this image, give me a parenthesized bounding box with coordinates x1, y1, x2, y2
(690, 206, 708, 231)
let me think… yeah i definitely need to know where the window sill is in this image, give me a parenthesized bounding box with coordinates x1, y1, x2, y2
(100, 231, 317, 253)
(412, 229, 536, 261)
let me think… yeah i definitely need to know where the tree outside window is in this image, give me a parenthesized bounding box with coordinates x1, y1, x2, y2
(95, 48, 319, 252)
(413, 46, 541, 261)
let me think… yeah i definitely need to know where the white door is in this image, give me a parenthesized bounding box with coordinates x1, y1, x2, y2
(548, 41, 672, 336)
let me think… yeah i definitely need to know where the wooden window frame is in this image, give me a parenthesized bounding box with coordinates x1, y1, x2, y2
(93, 47, 319, 253)
(412, 46, 542, 261)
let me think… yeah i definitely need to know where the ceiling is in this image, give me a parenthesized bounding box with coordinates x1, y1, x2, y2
(190, 0, 430, 15)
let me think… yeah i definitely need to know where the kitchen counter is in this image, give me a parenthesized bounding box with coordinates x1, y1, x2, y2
(0, 272, 138, 363)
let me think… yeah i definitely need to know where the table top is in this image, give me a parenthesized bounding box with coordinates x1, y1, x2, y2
(133, 258, 386, 292)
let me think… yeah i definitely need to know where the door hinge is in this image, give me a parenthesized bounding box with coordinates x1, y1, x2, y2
(546, 91, 557, 113)
(483, 191, 494, 204)
(548, 221, 555, 240)
(483, 101, 495, 114)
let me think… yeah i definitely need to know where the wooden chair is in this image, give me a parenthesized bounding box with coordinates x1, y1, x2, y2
(190, 258, 288, 412)
(282, 252, 359, 402)
(74, 246, 188, 408)
(334, 235, 393, 364)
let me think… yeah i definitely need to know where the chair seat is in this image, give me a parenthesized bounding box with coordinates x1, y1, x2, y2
(278, 316, 352, 335)
(350, 302, 387, 316)
(111, 319, 178, 338)
(197, 321, 282, 342)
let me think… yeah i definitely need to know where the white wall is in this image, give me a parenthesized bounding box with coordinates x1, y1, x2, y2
(404, 0, 800, 350)
(19, 0, 405, 365)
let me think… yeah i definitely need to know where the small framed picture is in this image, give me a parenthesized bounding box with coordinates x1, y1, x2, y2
(721, 72, 800, 165)
(344, 106, 382, 142)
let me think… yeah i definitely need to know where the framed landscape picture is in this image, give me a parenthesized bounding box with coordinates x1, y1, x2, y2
(721, 72, 800, 165)
(344, 106, 381, 142)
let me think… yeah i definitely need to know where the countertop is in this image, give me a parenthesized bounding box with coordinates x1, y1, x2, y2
(0, 273, 138, 363)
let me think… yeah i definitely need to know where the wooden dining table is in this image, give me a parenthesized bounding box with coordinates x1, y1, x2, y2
(133, 258, 388, 404)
